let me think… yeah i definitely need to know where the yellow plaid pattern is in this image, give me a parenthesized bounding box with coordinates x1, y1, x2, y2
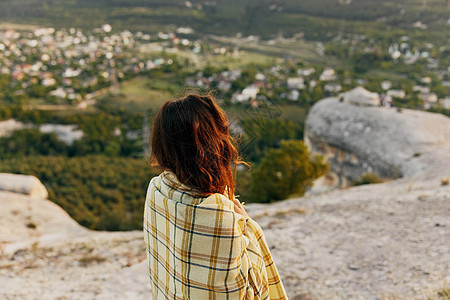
(144, 171, 288, 299)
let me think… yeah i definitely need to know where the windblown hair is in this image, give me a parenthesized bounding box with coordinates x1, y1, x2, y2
(149, 94, 242, 200)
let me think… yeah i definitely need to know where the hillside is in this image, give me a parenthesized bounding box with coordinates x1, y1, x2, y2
(0, 0, 448, 41)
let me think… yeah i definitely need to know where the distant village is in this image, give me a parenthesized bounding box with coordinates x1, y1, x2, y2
(0, 24, 199, 108)
(188, 64, 449, 110)
(0, 24, 449, 111)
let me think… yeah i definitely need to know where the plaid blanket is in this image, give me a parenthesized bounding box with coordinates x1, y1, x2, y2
(144, 171, 288, 299)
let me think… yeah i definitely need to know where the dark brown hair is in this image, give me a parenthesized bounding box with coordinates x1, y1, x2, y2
(149, 94, 243, 200)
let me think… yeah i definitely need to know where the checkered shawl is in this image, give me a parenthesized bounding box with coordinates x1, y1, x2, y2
(144, 171, 288, 299)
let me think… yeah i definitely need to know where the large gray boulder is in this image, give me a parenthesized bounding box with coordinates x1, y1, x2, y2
(305, 97, 450, 186)
(0, 173, 49, 199)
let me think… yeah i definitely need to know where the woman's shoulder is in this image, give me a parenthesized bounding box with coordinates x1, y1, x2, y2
(147, 171, 235, 210)
(200, 192, 235, 211)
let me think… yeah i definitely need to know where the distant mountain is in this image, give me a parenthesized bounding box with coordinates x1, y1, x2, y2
(0, 0, 448, 40)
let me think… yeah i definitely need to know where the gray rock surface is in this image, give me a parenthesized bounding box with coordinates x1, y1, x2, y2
(248, 178, 450, 299)
(0, 189, 151, 299)
(305, 97, 450, 186)
(0, 230, 150, 300)
(0, 173, 49, 199)
(0, 189, 85, 254)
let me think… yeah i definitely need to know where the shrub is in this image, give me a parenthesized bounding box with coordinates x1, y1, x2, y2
(353, 172, 383, 186)
(78, 255, 107, 267)
(248, 140, 328, 203)
(26, 222, 37, 229)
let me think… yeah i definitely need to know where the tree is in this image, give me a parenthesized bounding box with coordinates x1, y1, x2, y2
(249, 140, 328, 202)
(240, 118, 303, 162)
(352, 51, 390, 74)
(310, 85, 324, 103)
(0, 129, 68, 157)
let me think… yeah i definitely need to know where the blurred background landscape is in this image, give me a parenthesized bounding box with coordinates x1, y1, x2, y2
(0, 0, 449, 299)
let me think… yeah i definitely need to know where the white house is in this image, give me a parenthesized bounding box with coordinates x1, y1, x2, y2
(319, 68, 336, 81)
(324, 83, 342, 93)
(440, 97, 450, 109)
(413, 86, 430, 94)
(241, 85, 260, 100)
(420, 77, 432, 84)
(386, 89, 406, 99)
(297, 67, 315, 77)
(49, 88, 67, 98)
(255, 73, 266, 81)
(287, 77, 305, 89)
(381, 81, 392, 90)
(217, 80, 231, 91)
(42, 78, 56, 87)
(63, 68, 81, 78)
(176, 27, 194, 34)
(287, 89, 300, 101)
(232, 85, 260, 103)
(419, 93, 438, 103)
